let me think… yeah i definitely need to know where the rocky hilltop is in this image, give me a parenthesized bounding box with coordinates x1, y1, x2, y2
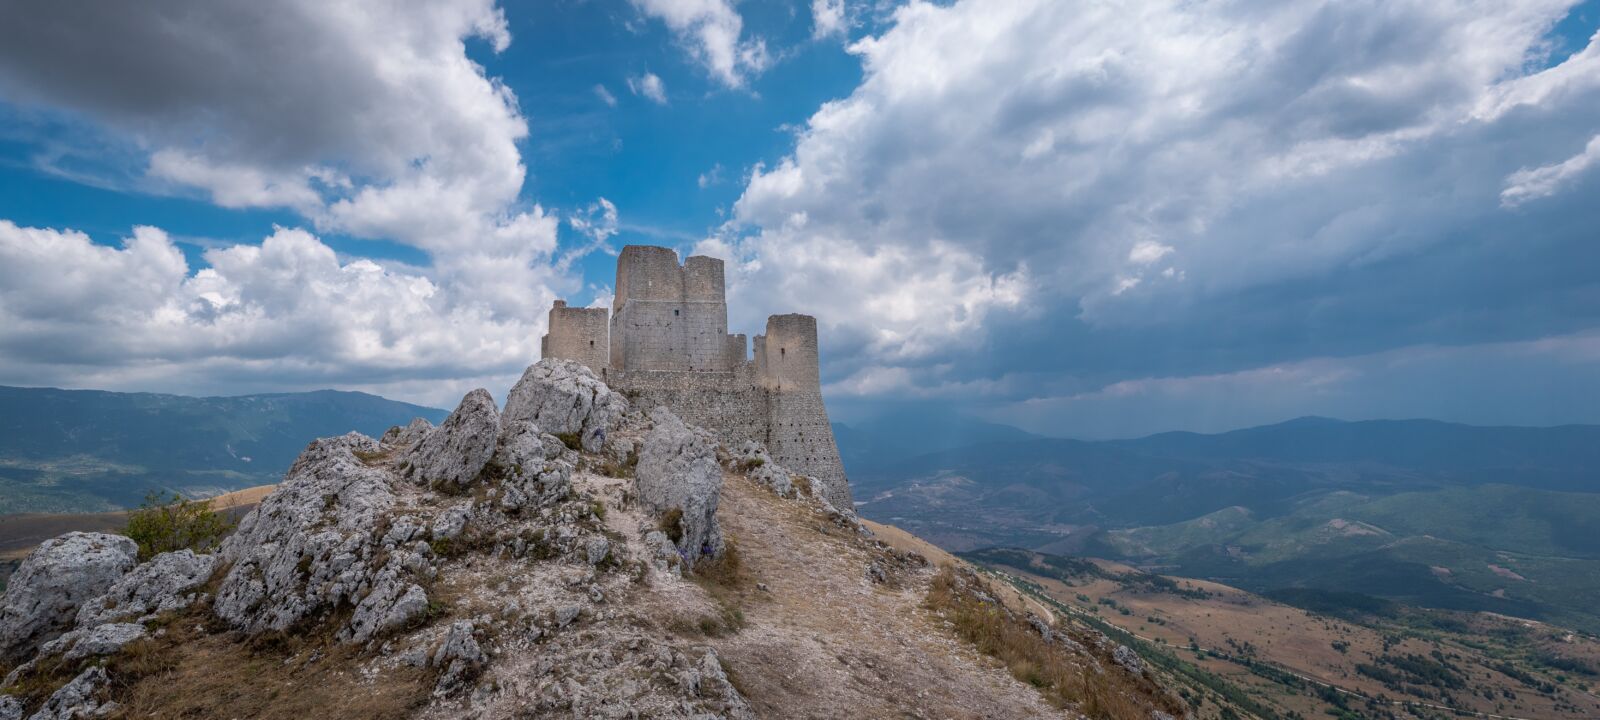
(0, 360, 1186, 719)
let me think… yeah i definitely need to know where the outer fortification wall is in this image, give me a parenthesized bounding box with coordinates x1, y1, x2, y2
(542, 244, 853, 508)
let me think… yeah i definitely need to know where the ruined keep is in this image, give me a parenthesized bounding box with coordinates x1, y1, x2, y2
(540, 245, 852, 508)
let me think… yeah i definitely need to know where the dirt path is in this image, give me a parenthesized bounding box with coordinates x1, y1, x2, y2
(707, 474, 1071, 719)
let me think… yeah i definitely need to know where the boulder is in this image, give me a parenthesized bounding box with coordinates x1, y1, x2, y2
(27, 666, 108, 720)
(634, 408, 723, 568)
(38, 622, 147, 662)
(501, 360, 626, 453)
(1113, 644, 1145, 674)
(0, 532, 136, 663)
(213, 433, 402, 636)
(341, 572, 429, 644)
(406, 389, 500, 490)
(0, 695, 20, 720)
(75, 549, 215, 629)
(431, 620, 485, 694)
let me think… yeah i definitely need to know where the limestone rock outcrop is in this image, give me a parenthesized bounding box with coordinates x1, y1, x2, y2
(213, 432, 421, 637)
(27, 666, 109, 720)
(39, 622, 147, 662)
(501, 359, 626, 453)
(635, 407, 724, 567)
(0, 532, 136, 663)
(381, 416, 435, 451)
(405, 389, 500, 490)
(490, 420, 574, 513)
(75, 549, 215, 629)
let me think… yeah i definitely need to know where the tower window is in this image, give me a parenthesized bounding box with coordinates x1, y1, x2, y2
(674, 309, 680, 316)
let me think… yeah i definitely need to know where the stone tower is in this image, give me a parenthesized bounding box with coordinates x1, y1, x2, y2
(540, 245, 852, 508)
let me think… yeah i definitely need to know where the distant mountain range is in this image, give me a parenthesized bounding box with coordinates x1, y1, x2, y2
(834, 414, 1600, 632)
(0, 385, 445, 513)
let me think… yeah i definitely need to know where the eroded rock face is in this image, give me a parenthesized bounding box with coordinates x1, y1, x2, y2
(406, 389, 500, 490)
(381, 417, 435, 451)
(0, 695, 21, 720)
(501, 359, 626, 453)
(39, 622, 147, 662)
(213, 432, 419, 637)
(635, 407, 723, 568)
(0, 532, 137, 663)
(431, 620, 486, 694)
(28, 666, 108, 720)
(491, 420, 573, 514)
(75, 549, 215, 629)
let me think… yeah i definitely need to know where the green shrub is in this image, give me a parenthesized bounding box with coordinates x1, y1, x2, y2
(554, 431, 583, 451)
(123, 491, 234, 561)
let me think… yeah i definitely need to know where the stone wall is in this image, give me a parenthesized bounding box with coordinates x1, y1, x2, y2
(604, 366, 853, 509)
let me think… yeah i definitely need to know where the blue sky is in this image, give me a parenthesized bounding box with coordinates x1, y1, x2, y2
(0, 0, 1597, 438)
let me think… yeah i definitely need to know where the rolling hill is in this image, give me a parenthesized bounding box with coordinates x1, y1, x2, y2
(0, 385, 445, 513)
(839, 415, 1600, 631)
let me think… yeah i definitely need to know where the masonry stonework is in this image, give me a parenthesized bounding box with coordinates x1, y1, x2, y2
(541, 245, 852, 508)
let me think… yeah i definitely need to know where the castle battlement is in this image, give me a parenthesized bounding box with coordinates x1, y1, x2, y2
(541, 245, 851, 508)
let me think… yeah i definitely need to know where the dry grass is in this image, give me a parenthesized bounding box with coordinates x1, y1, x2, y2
(658, 507, 684, 543)
(925, 566, 1178, 720)
(693, 537, 744, 589)
(105, 609, 431, 719)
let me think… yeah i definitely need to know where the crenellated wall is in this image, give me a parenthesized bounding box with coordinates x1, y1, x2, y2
(541, 244, 852, 508)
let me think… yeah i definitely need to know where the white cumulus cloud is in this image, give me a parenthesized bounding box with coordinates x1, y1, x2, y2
(629, 0, 769, 87)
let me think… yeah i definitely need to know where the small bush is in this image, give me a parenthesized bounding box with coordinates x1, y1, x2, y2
(736, 457, 765, 473)
(123, 491, 234, 561)
(659, 508, 684, 544)
(554, 431, 583, 451)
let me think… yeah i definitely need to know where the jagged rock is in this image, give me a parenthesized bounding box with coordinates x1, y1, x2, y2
(406, 389, 500, 490)
(501, 359, 627, 453)
(213, 433, 402, 636)
(0, 532, 137, 663)
(494, 419, 567, 469)
(1027, 614, 1054, 643)
(381, 417, 435, 450)
(634, 408, 724, 568)
(75, 549, 215, 629)
(28, 666, 108, 720)
(642, 530, 682, 576)
(39, 622, 147, 662)
(491, 421, 574, 513)
(0, 695, 21, 720)
(732, 441, 794, 497)
(341, 572, 429, 644)
(584, 537, 612, 566)
(865, 560, 887, 584)
(1114, 644, 1145, 674)
(431, 620, 485, 693)
(431, 502, 473, 541)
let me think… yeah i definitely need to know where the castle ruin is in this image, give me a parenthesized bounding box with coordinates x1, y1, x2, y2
(540, 245, 852, 508)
